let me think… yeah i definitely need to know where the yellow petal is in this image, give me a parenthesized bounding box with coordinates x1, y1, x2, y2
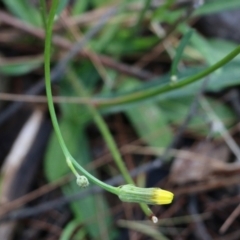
(152, 189, 174, 204)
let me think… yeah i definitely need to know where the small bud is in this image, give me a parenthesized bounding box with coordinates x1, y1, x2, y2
(171, 75, 178, 82)
(76, 175, 89, 188)
(118, 184, 174, 205)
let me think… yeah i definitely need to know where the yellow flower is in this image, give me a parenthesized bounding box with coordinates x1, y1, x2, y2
(118, 184, 174, 205)
(151, 189, 174, 205)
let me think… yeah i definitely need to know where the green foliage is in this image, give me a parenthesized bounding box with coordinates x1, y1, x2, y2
(171, 29, 194, 78)
(160, 96, 236, 137)
(44, 119, 80, 182)
(195, 0, 240, 15)
(126, 103, 172, 147)
(60, 219, 86, 240)
(91, 0, 114, 8)
(120, 78, 173, 148)
(72, 0, 89, 15)
(39, 0, 240, 238)
(45, 116, 114, 239)
(180, 26, 229, 66)
(3, 0, 240, 238)
(56, 0, 70, 15)
(2, 0, 41, 26)
(44, 58, 116, 239)
(153, 6, 181, 23)
(0, 56, 43, 76)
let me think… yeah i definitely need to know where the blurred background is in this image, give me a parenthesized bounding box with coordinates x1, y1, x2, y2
(1, 0, 240, 239)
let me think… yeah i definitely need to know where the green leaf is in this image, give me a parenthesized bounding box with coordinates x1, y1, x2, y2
(92, 33, 158, 56)
(44, 119, 80, 182)
(60, 219, 86, 240)
(179, 25, 221, 65)
(157, 61, 240, 101)
(118, 219, 168, 240)
(134, 0, 152, 31)
(207, 39, 240, 62)
(160, 96, 236, 137)
(91, 0, 113, 8)
(72, 0, 89, 15)
(99, 58, 240, 113)
(63, 180, 114, 240)
(70, 61, 100, 91)
(93, 23, 121, 53)
(120, 78, 173, 148)
(152, 0, 179, 23)
(171, 29, 194, 78)
(2, 0, 41, 26)
(44, 95, 114, 239)
(56, 0, 69, 16)
(126, 103, 173, 147)
(0, 56, 43, 76)
(195, 0, 240, 16)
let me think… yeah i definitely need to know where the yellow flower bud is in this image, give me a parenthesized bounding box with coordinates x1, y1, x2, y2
(118, 184, 174, 205)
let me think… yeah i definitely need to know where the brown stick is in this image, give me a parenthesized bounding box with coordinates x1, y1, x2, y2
(219, 203, 240, 234)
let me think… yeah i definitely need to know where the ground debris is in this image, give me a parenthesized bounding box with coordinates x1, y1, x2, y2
(170, 140, 240, 185)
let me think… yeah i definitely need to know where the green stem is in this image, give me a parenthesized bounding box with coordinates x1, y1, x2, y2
(67, 69, 152, 217)
(68, 70, 134, 182)
(43, 0, 118, 195)
(90, 44, 240, 107)
(56, 44, 240, 108)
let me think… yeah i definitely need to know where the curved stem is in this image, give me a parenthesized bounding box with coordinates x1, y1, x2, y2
(90, 44, 240, 107)
(43, 0, 118, 195)
(67, 69, 152, 217)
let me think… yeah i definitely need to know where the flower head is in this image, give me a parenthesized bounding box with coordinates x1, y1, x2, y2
(151, 188, 174, 204)
(118, 184, 174, 205)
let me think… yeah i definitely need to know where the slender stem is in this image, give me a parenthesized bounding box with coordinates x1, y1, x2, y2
(90, 109, 134, 184)
(171, 29, 194, 79)
(40, 41, 240, 109)
(45, 44, 240, 108)
(43, 0, 118, 195)
(68, 70, 134, 181)
(67, 69, 152, 217)
(90, 44, 240, 107)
